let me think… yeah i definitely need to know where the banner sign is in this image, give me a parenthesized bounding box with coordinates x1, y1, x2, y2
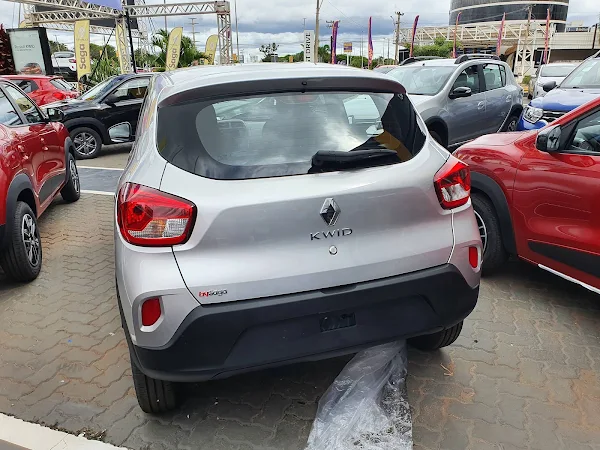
(409, 16, 419, 58)
(165, 27, 183, 71)
(115, 20, 131, 73)
(331, 21, 339, 64)
(496, 13, 506, 56)
(453, 12, 461, 58)
(8, 28, 53, 75)
(343, 42, 352, 53)
(367, 17, 373, 68)
(303, 30, 315, 63)
(74, 20, 91, 81)
(205, 35, 218, 64)
(543, 8, 550, 63)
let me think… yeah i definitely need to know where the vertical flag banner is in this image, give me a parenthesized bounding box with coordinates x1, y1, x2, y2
(543, 8, 550, 64)
(165, 27, 183, 71)
(303, 30, 315, 62)
(115, 21, 130, 73)
(452, 12, 461, 58)
(367, 17, 373, 68)
(409, 16, 419, 58)
(205, 35, 218, 64)
(331, 21, 339, 64)
(74, 20, 91, 81)
(496, 13, 506, 56)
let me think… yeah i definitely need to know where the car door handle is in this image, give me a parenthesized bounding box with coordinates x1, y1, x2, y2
(506, 95, 512, 102)
(477, 101, 485, 110)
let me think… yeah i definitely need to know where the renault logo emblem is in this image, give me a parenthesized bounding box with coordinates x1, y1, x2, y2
(320, 198, 340, 227)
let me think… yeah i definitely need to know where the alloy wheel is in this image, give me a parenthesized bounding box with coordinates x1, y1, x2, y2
(22, 214, 40, 267)
(507, 120, 518, 132)
(73, 132, 97, 156)
(474, 210, 488, 254)
(70, 158, 80, 193)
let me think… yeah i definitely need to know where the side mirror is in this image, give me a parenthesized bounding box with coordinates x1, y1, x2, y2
(104, 94, 119, 106)
(449, 86, 472, 99)
(543, 81, 557, 92)
(108, 122, 132, 143)
(536, 125, 561, 152)
(46, 107, 64, 122)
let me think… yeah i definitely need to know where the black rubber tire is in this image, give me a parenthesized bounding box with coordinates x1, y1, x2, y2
(0, 202, 42, 282)
(130, 356, 178, 414)
(70, 126, 102, 160)
(410, 321, 463, 350)
(60, 152, 81, 203)
(472, 193, 508, 272)
(502, 114, 520, 132)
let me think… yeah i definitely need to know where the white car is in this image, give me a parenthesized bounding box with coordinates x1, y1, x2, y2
(529, 63, 578, 99)
(51, 51, 77, 81)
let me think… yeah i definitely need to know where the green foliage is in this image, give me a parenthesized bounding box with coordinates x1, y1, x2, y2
(89, 58, 119, 83)
(318, 45, 330, 63)
(49, 40, 69, 54)
(134, 49, 157, 67)
(152, 29, 206, 68)
(259, 42, 279, 62)
(412, 36, 455, 58)
(0, 24, 15, 75)
(522, 75, 531, 85)
(90, 43, 117, 62)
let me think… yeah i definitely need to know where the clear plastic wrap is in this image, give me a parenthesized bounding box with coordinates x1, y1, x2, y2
(305, 341, 412, 450)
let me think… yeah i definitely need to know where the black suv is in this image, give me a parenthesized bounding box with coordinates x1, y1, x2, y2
(42, 73, 152, 159)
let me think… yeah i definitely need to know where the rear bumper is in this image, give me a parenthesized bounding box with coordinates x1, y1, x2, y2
(125, 263, 478, 382)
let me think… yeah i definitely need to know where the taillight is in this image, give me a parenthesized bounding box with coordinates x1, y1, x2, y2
(69, 58, 76, 63)
(117, 183, 196, 246)
(141, 298, 161, 326)
(433, 157, 471, 209)
(52, 91, 66, 100)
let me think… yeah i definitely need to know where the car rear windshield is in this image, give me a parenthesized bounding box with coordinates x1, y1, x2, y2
(157, 91, 426, 180)
(561, 59, 600, 88)
(540, 65, 575, 77)
(388, 66, 456, 95)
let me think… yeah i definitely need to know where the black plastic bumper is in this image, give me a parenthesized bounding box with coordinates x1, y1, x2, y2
(126, 264, 478, 382)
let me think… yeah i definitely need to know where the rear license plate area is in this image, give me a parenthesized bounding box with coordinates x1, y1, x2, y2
(320, 313, 356, 332)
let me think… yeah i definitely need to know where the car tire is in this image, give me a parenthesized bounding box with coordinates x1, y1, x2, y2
(502, 114, 519, 132)
(472, 193, 508, 272)
(60, 152, 81, 203)
(409, 321, 463, 350)
(0, 201, 42, 282)
(131, 357, 178, 414)
(70, 127, 102, 159)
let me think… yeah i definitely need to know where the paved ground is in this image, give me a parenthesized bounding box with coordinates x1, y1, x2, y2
(0, 152, 600, 449)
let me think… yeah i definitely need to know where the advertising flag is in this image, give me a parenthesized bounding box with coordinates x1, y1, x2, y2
(74, 20, 91, 81)
(205, 34, 218, 64)
(115, 20, 131, 73)
(303, 30, 315, 62)
(543, 8, 551, 64)
(367, 17, 373, 68)
(165, 27, 183, 71)
(452, 12, 461, 58)
(496, 13, 506, 56)
(331, 21, 339, 64)
(409, 16, 419, 58)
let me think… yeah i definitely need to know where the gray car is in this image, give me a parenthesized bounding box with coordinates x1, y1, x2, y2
(528, 62, 578, 99)
(114, 63, 481, 413)
(388, 55, 523, 149)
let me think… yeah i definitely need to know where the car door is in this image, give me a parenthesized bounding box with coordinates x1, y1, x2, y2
(3, 84, 63, 207)
(445, 64, 486, 147)
(482, 63, 511, 134)
(0, 89, 25, 175)
(99, 77, 150, 139)
(512, 107, 600, 291)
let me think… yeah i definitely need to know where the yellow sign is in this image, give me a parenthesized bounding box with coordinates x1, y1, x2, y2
(205, 35, 218, 64)
(74, 20, 91, 81)
(115, 21, 130, 73)
(18, 21, 32, 28)
(165, 27, 183, 71)
(289, 55, 293, 63)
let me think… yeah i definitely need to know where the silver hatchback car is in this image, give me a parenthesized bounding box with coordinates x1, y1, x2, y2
(115, 64, 481, 413)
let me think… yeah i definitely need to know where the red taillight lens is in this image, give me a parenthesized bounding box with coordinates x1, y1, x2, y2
(52, 91, 66, 100)
(469, 246, 479, 268)
(69, 58, 76, 63)
(141, 298, 161, 326)
(433, 157, 471, 209)
(117, 183, 196, 246)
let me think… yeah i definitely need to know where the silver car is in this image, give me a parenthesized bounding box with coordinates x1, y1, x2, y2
(388, 54, 523, 150)
(114, 64, 481, 413)
(528, 62, 578, 99)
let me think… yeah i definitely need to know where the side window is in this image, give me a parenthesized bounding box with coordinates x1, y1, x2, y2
(110, 78, 150, 102)
(13, 80, 38, 93)
(452, 66, 480, 94)
(499, 65, 507, 86)
(0, 89, 23, 126)
(3, 85, 42, 124)
(483, 64, 503, 91)
(569, 109, 600, 154)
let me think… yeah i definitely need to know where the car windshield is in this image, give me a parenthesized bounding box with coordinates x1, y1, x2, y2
(540, 65, 576, 77)
(79, 77, 115, 101)
(387, 66, 456, 95)
(157, 90, 426, 180)
(560, 59, 600, 88)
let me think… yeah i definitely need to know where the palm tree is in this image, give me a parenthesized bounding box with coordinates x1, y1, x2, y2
(317, 45, 331, 63)
(152, 29, 208, 68)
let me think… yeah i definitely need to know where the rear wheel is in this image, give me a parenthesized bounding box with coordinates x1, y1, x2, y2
(472, 193, 508, 272)
(60, 152, 81, 202)
(130, 354, 178, 413)
(502, 114, 519, 132)
(410, 321, 463, 350)
(70, 127, 102, 159)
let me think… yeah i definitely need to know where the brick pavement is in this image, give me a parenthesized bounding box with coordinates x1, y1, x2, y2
(0, 193, 600, 449)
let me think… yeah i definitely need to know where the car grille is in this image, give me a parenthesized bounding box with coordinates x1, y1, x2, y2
(542, 111, 565, 123)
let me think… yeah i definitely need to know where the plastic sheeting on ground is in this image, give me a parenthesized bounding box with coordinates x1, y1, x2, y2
(306, 341, 412, 450)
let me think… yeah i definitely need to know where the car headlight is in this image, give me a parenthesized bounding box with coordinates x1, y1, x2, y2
(523, 106, 544, 123)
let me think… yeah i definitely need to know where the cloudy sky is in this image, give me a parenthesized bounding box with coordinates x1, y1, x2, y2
(1, 0, 598, 58)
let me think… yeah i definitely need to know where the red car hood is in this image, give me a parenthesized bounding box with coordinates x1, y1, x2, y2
(463, 131, 534, 148)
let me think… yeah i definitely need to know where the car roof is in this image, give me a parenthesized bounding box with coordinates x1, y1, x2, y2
(156, 63, 400, 102)
(1, 74, 63, 80)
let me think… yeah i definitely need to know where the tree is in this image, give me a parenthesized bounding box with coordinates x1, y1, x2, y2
(317, 45, 330, 63)
(134, 49, 156, 67)
(152, 29, 207, 68)
(259, 42, 278, 62)
(0, 24, 15, 75)
(90, 43, 117, 62)
(412, 36, 455, 58)
(49, 40, 69, 54)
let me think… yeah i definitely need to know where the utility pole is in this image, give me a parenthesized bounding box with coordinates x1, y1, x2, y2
(387, 38, 390, 61)
(234, 0, 240, 61)
(163, 0, 167, 32)
(393, 11, 404, 64)
(520, 5, 533, 79)
(315, 0, 325, 62)
(303, 18, 307, 29)
(189, 18, 197, 48)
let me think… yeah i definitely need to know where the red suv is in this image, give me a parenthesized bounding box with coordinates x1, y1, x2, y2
(0, 79, 80, 281)
(455, 96, 600, 294)
(0, 75, 78, 106)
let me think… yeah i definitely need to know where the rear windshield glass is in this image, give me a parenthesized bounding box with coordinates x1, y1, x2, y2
(157, 91, 426, 180)
(540, 65, 575, 77)
(50, 78, 74, 91)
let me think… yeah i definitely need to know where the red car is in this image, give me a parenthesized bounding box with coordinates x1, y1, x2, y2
(455, 96, 600, 294)
(0, 79, 80, 282)
(0, 75, 78, 106)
